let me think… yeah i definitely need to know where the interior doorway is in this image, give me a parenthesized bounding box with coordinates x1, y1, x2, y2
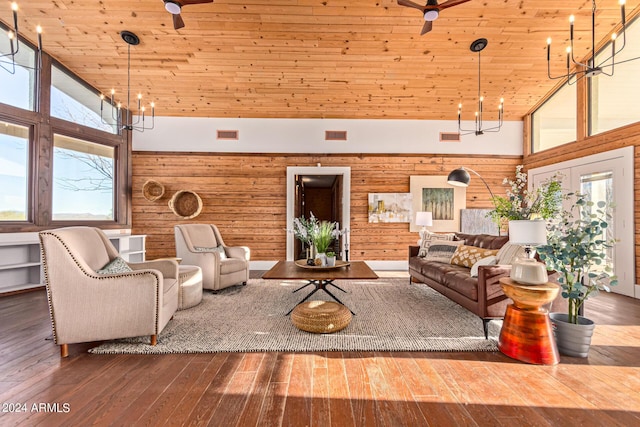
(286, 167, 351, 261)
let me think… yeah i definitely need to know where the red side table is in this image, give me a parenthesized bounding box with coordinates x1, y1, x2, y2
(498, 277, 560, 365)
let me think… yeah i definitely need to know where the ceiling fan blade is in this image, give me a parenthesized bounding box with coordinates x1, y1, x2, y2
(181, 0, 214, 5)
(397, 0, 426, 12)
(173, 13, 185, 29)
(420, 20, 433, 35)
(437, 0, 471, 10)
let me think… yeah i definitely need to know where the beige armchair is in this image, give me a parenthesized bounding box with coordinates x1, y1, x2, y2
(174, 224, 250, 291)
(39, 226, 179, 357)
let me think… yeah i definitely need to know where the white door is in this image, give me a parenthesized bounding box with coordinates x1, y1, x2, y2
(530, 147, 636, 298)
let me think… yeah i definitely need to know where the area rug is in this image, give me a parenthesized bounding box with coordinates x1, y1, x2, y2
(89, 278, 501, 354)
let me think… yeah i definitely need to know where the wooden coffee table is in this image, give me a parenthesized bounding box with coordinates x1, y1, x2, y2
(262, 261, 378, 315)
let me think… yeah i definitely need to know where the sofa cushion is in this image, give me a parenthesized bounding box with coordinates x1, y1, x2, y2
(419, 261, 462, 283)
(470, 255, 498, 277)
(455, 233, 509, 250)
(443, 270, 479, 301)
(418, 231, 456, 257)
(423, 240, 465, 263)
(450, 245, 499, 268)
(496, 243, 526, 265)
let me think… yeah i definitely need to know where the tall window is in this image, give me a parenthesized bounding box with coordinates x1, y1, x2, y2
(52, 135, 115, 221)
(531, 83, 577, 153)
(0, 23, 37, 111)
(589, 17, 640, 135)
(0, 121, 30, 221)
(51, 64, 118, 134)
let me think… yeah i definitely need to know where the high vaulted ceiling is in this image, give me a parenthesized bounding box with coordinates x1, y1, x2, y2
(4, 1, 638, 121)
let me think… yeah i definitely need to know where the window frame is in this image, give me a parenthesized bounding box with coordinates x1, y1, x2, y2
(0, 50, 131, 233)
(50, 61, 120, 135)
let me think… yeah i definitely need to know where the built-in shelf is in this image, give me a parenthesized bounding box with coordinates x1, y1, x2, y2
(0, 233, 146, 295)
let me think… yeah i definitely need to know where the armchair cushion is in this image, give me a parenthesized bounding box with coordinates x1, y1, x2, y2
(194, 245, 227, 259)
(97, 257, 133, 274)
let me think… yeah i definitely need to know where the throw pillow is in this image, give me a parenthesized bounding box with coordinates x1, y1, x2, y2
(470, 255, 498, 277)
(496, 242, 526, 265)
(96, 257, 133, 275)
(450, 245, 499, 268)
(423, 240, 465, 264)
(418, 231, 456, 257)
(194, 245, 227, 259)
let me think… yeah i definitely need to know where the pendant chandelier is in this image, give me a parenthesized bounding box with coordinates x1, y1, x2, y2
(457, 38, 504, 136)
(1, 2, 42, 74)
(546, 0, 640, 84)
(100, 31, 155, 132)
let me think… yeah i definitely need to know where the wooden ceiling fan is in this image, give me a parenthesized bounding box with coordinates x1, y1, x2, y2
(163, 0, 213, 30)
(397, 0, 471, 35)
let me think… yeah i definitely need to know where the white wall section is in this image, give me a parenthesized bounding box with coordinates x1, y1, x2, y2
(133, 117, 523, 155)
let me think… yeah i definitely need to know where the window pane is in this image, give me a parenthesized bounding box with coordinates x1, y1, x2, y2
(531, 83, 577, 153)
(51, 65, 118, 134)
(0, 24, 36, 110)
(52, 135, 115, 221)
(590, 17, 640, 135)
(0, 121, 30, 221)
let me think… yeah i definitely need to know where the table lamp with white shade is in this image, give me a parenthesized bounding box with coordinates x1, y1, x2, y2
(415, 211, 433, 245)
(508, 219, 549, 285)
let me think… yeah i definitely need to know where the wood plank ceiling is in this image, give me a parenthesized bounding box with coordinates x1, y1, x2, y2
(4, 0, 637, 121)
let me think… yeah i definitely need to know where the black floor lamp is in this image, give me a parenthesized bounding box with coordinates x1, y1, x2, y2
(447, 167, 499, 235)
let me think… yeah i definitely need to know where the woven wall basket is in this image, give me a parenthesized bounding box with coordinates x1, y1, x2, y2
(142, 180, 165, 202)
(169, 190, 203, 220)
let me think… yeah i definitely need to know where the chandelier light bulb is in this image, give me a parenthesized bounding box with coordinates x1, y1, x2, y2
(612, 33, 617, 41)
(547, 37, 552, 45)
(566, 46, 571, 54)
(36, 25, 42, 34)
(480, 96, 484, 102)
(11, 2, 17, 12)
(569, 15, 575, 24)
(7, 31, 14, 40)
(137, 93, 142, 100)
(111, 88, 115, 95)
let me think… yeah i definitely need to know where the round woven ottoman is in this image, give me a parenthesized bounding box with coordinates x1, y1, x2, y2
(177, 265, 203, 310)
(291, 301, 352, 334)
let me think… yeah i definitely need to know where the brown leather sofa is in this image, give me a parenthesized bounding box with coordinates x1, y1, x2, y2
(409, 232, 563, 338)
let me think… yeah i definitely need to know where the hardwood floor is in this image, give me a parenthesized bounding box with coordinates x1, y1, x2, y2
(1, 275, 639, 426)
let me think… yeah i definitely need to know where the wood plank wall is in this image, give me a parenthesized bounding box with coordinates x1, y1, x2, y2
(132, 153, 520, 261)
(523, 121, 640, 283)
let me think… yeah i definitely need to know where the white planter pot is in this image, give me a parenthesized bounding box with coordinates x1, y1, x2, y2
(549, 312, 595, 358)
(326, 256, 336, 267)
(315, 252, 327, 267)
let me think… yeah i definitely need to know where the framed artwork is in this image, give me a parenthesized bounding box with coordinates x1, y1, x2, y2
(410, 176, 466, 232)
(460, 209, 499, 235)
(368, 193, 412, 223)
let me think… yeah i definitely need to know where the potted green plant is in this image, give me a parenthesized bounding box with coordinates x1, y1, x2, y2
(536, 192, 617, 357)
(325, 251, 336, 267)
(313, 220, 339, 266)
